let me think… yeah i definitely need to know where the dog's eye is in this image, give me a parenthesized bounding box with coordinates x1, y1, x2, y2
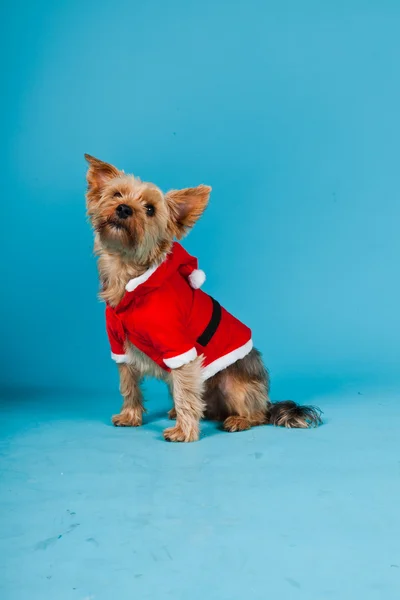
(113, 191, 122, 198)
(145, 204, 155, 217)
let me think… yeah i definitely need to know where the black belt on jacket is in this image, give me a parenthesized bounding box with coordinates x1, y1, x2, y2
(196, 297, 222, 347)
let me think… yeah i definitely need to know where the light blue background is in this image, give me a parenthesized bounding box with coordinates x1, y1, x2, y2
(2, 0, 400, 395)
(2, 3, 400, 600)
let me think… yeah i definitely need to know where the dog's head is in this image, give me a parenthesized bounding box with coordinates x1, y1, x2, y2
(85, 154, 211, 264)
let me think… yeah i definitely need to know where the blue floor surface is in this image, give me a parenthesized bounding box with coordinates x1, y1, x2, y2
(1, 385, 400, 600)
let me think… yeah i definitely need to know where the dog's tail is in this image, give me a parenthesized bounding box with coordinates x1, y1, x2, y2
(265, 400, 322, 428)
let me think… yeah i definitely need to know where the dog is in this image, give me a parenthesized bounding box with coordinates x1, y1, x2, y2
(85, 154, 321, 442)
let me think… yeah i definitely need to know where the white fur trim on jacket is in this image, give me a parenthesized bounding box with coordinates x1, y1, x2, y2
(111, 353, 130, 364)
(163, 347, 198, 369)
(188, 269, 206, 289)
(125, 264, 159, 292)
(201, 339, 253, 381)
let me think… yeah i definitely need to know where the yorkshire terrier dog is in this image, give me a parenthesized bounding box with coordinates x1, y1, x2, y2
(85, 154, 321, 442)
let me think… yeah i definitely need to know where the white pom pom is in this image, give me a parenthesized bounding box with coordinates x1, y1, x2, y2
(188, 269, 206, 289)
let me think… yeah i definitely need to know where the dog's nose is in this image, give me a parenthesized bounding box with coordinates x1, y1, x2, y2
(116, 204, 133, 219)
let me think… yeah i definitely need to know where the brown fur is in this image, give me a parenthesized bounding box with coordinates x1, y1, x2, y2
(204, 349, 322, 430)
(112, 363, 144, 427)
(164, 356, 205, 442)
(85, 154, 322, 442)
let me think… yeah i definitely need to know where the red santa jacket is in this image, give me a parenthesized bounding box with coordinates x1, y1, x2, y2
(106, 242, 252, 380)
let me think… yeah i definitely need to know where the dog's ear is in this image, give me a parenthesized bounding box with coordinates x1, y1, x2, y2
(84, 154, 121, 202)
(166, 185, 211, 239)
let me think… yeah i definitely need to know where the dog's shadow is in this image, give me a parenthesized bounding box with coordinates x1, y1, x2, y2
(143, 409, 224, 440)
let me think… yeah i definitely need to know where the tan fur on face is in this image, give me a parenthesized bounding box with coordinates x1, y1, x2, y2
(88, 173, 171, 263)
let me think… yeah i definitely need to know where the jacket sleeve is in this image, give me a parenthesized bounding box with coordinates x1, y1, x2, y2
(105, 306, 129, 364)
(142, 314, 198, 370)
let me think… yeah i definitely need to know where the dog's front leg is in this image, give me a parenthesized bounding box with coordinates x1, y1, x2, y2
(112, 363, 145, 427)
(163, 357, 205, 442)
(167, 380, 177, 420)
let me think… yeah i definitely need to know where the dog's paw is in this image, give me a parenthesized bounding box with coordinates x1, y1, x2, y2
(168, 407, 177, 420)
(163, 424, 199, 442)
(112, 408, 142, 427)
(223, 416, 251, 432)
